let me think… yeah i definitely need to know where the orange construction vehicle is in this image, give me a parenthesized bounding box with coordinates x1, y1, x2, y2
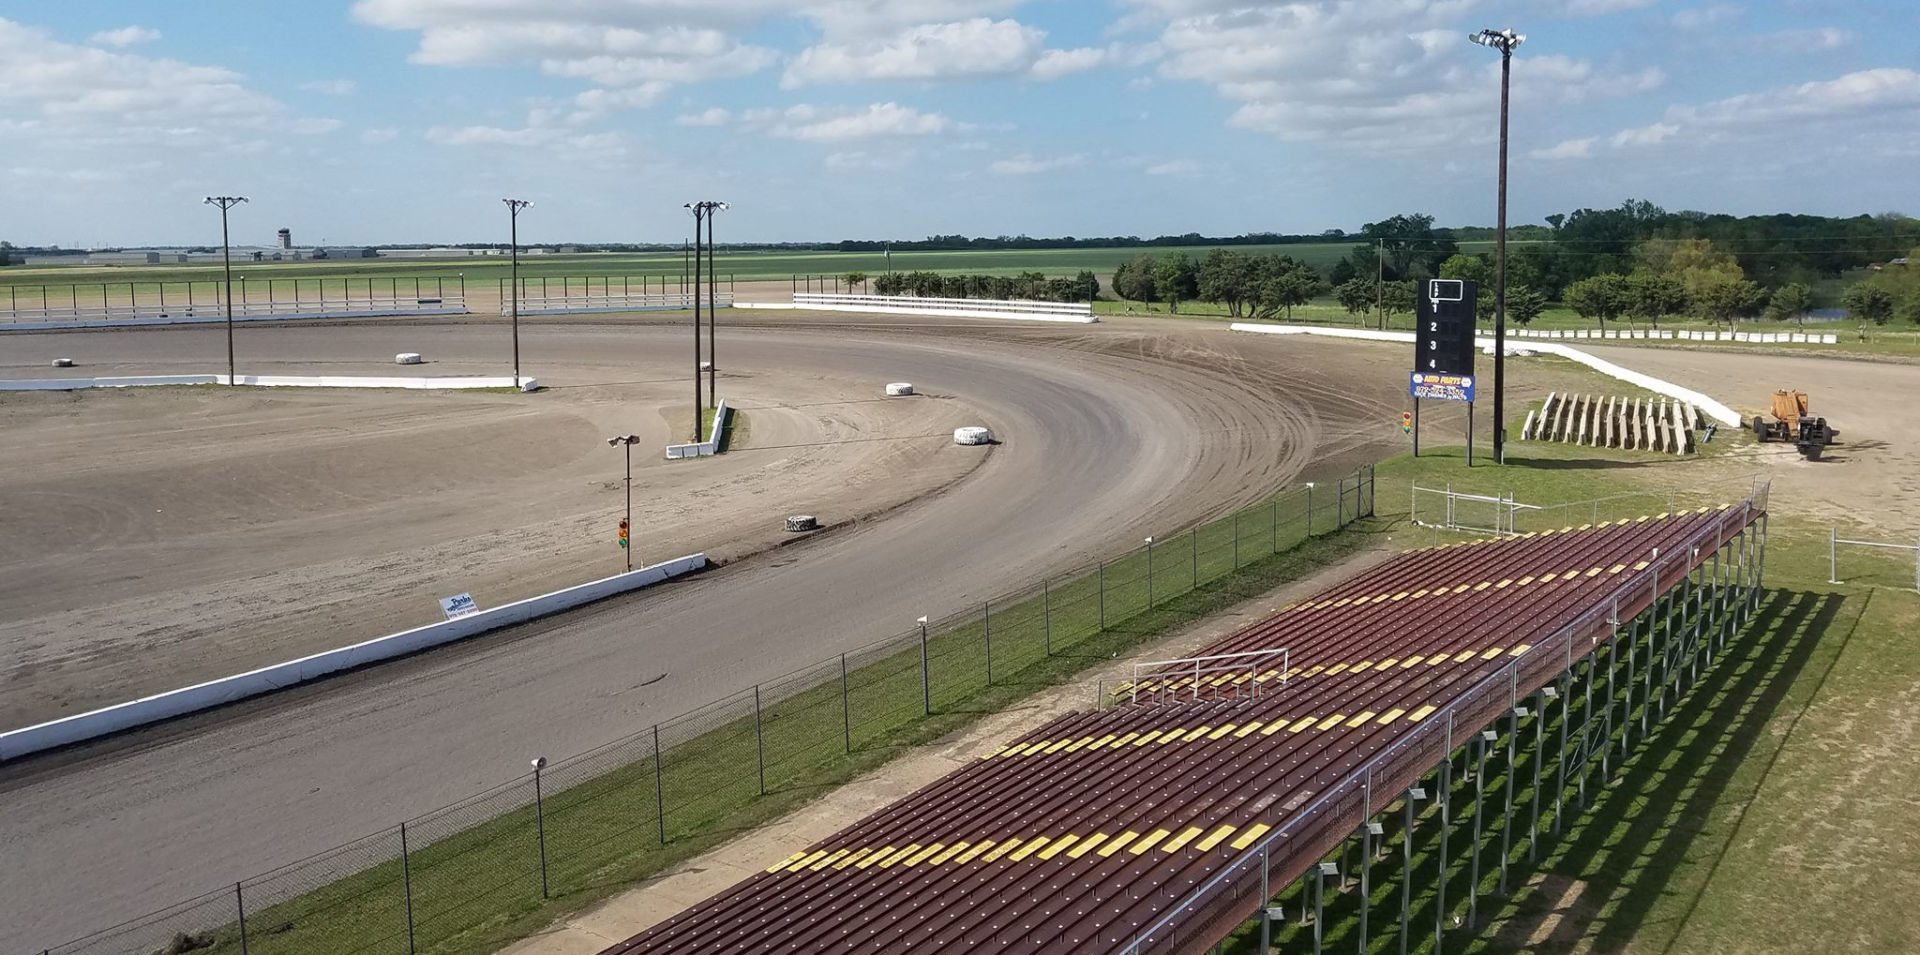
(1751, 390, 1838, 460)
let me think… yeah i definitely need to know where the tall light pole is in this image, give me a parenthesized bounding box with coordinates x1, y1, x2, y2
(503, 199, 532, 386)
(698, 201, 728, 410)
(683, 203, 707, 442)
(608, 434, 640, 571)
(204, 196, 247, 385)
(1471, 27, 1523, 464)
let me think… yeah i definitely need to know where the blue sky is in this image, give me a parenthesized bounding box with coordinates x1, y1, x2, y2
(2, 1, 1915, 247)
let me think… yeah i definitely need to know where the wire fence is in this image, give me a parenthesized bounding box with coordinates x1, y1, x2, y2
(495, 275, 735, 313)
(0, 278, 468, 325)
(1412, 479, 1770, 542)
(41, 467, 1376, 955)
(1828, 527, 1920, 591)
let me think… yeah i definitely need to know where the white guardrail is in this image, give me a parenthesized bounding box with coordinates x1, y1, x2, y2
(517, 291, 732, 315)
(0, 374, 539, 392)
(0, 554, 708, 761)
(666, 398, 730, 459)
(1484, 326, 1839, 345)
(1228, 322, 1743, 428)
(0, 299, 471, 332)
(786, 293, 1097, 323)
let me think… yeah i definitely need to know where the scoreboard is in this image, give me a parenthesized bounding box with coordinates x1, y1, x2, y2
(1412, 278, 1476, 401)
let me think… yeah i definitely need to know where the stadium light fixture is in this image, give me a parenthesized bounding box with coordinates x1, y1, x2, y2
(503, 199, 532, 386)
(684, 202, 707, 442)
(1469, 27, 1523, 465)
(204, 196, 248, 385)
(608, 435, 641, 572)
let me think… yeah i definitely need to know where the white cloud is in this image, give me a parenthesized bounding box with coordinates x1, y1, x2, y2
(1605, 68, 1920, 151)
(1530, 137, 1597, 160)
(784, 17, 1044, 86)
(361, 127, 399, 144)
(1031, 47, 1106, 80)
(1561, 0, 1655, 14)
(1145, 158, 1200, 175)
(291, 117, 344, 135)
(1126, 0, 1664, 152)
(300, 79, 359, 95)
(989, 153, 1083, 175)
(741, 102, 954, 140)
(89, 26, 161, 47)
(1671, 4, 1741, 29)
(675, 107, 732, 126)
(825, 148, 914, 170)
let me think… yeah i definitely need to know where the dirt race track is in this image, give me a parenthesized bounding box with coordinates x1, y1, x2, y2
(0, 313, 1431, 949)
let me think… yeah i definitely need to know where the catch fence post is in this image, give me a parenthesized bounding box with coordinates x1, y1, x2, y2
(401, 823, 417, 954)
(919, 618, 931, 716)
(754, 685, 766, 796)
(235, 882, 250, 955)
(983, 601, 993, 685)
(1042, 580, 1052, 656)
(840, 653, 852, 753)
(653, 725, 666, 843)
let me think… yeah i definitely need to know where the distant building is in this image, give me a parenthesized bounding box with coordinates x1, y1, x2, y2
(277, 228, 293, 251)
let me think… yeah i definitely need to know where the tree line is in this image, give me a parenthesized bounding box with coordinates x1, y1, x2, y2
(1110, 250, 1327, 319)
(860, 269, 1101, 302)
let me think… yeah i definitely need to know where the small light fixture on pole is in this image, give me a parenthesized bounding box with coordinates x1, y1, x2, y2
(608, 435, 641, 572)
(204, 196, 248, 385)
(503, 199, 532, 387)
(1470, 27, 1523, 464)
(1144, 537, 1155, 607)
(917, 615, 931, 715)
(530, 755, 550, 898)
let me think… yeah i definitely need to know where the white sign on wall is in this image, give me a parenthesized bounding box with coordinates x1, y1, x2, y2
(439, 593, 479, 620)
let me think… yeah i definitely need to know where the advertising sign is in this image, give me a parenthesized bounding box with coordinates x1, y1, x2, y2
(439, 593, 479, 620)
(1410, 371, 1475, 402)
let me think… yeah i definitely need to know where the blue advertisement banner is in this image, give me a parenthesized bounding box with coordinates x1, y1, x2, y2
(1410, 372, 1475, 402)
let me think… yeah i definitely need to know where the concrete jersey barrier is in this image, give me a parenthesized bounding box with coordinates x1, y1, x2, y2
(666, 398, 730, 458)
(0, 554, 707, 761)
(1228, 322, 1742, 428)
(787, 293, 1097, 324)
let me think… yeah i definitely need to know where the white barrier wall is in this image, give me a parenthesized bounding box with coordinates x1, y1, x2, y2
(0, 306, 470, 333)
(1487, 326, 1838, 346)
(666, 398, 730, 459)
(0, 374, 539, 392)
(786, 293, 1097, 324)
(1229, 322, 1743, 427)
(0, 554, 708, 761)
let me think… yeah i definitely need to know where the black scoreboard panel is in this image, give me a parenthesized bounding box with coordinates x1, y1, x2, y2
(1414, 278, 1477, 376)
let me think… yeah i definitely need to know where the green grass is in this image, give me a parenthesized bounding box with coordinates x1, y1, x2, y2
(64, 474, 1379, 955)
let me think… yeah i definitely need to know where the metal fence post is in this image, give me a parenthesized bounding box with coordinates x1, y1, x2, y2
(1191, 527, 1199, 589)
(1828, 525, 1839, 584)
(1307, 482, 1315, 536)
(1233, 510, 1241, 570)
(840, 653, 852, 753)
(919, 617, 931, 715)
(753, 685, 766, 796)
(401, 823, 417, 954)
(1042, 579, 1052, 656)
(1099, 561, 1106, 630)
(235, 882, 250, 955)
(983, 601, 993, 685)
(1273, 497, 1280, 553)
(532, 758, 549, 898)
(653, 725, 666, 844)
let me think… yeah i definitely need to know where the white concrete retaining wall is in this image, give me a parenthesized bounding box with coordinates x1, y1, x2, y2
(666, 398, 730, 459)
(786, 293, 1097, 323)
(1487, 326, 1838, 346)
(0, 554, 708, 761)
(1230, 322, 1742, 428)
(0, 374, 539, 392)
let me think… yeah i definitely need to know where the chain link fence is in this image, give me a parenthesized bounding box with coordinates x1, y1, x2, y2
(40, 466, 1374, 955)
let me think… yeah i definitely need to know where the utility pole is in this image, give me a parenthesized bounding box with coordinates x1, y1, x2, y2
(1472, 27, 1525, 464)
(204, 196, 248, 384)
(503, 199, 532, 386)
(1376, 237, 1385, 330)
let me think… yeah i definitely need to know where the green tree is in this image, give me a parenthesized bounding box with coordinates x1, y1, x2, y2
(841, 271, 868, 293)
(1112, 255, 1159, 304)
(1254, 270, 1322, 321)
(1691, 276, 1766, 325)
(1625, 272, 1688, 330)
(1197, 249, 1256, 317)
(1763, 282, 1813, 327)
(1563, 273, 1631, 330)
(1334, 277, 1374, 323)
(1439, 253, 1495, 321)
(873, 272, 906, 295)
(1153, 252, 1199, 313)
(1380, 280, 1417, 327)
(1073, 270, 1100, 301)
(1507, 285, 1548, 326)
(1842, 283, 1896, 325)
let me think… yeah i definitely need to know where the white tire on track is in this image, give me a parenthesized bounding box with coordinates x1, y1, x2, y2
(786, 515, 820, 532)
(954, 426, 993, 446)
(885, 382, 914, 396)
(395, 353, 424, 365)
(51, 358, 76, 368)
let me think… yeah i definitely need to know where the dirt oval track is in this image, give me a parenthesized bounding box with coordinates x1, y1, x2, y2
(0, 314, 1413, 950)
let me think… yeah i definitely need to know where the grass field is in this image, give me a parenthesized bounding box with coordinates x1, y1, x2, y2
(0, 241, 1506, 290)
(1208, 442, 1920, 954)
